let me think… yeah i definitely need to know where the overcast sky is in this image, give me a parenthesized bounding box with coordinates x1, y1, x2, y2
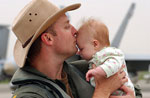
(0, 0, 147, 25)
(0, 0, 150, 58)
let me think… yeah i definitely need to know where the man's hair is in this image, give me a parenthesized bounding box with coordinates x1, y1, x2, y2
(27, 24, 57, 62)
(79, 18, 110, 47)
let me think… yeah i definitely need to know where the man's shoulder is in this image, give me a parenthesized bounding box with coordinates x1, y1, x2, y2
(12, 82, 55, 98)
(67, 60, 89, 75)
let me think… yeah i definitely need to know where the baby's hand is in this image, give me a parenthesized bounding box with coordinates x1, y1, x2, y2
(86, 66, 106, 81)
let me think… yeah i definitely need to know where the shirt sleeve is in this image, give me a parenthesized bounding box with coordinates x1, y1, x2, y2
(12, 92, 44, 98)
(11, 84, 56, 98)
(93, 47, 125, 78)
(100, 57, 122, 78)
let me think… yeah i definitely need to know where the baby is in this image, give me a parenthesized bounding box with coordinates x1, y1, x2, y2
(77, 18, 135, 96)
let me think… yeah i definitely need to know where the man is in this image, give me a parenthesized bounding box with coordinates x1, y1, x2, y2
(11, 0, 141, 98)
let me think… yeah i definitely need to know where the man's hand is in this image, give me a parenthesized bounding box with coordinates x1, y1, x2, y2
(93, 65, 128, 98)
(109, 85, 135, 98)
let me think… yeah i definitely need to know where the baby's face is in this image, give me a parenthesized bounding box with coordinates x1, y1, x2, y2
(77, 28, 96, 60)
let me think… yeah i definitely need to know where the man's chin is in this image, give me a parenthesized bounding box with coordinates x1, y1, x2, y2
(74, 48, 78, 55)
(71, 50, 78, 56)
(67, 49, 77, 58)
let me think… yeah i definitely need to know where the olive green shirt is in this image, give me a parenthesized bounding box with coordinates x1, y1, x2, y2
(11, 60, 142, 98)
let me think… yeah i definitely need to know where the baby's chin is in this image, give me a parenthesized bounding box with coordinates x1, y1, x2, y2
(83, 57, 92, 61)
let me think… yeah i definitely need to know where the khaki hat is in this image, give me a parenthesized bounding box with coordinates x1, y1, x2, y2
(12, 0, 81, 67)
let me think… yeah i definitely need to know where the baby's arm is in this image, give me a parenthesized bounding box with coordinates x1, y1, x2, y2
(100, 58, 122, 78)
(87, 47, 125, 80)
(86, 64, 106, 81)
(86, 58, 122, 81)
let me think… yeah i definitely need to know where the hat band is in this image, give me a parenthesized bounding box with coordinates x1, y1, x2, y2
(22, 35, 33, 48)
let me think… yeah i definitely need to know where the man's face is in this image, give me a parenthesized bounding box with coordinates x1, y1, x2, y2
(52, 14, 78, 58)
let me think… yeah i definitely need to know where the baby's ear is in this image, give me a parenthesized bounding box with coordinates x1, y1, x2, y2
(93, 40, 100, 50)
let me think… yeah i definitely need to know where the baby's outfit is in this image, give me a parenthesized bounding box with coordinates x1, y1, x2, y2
(89, 47, 135, 95)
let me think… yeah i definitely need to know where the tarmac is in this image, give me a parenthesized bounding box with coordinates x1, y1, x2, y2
(0, 83, 11, 98)
(0, 80, 150, 98)
(137, 80, 150, 98)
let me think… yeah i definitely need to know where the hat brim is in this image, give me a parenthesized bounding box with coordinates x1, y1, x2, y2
(14, 3, 81, 67)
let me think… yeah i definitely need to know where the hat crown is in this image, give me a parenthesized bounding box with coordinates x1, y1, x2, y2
(12, 0, 81, 67)
(12, 0, 59, 47)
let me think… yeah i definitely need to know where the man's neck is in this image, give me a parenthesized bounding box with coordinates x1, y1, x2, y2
(31, 53, 65, 80)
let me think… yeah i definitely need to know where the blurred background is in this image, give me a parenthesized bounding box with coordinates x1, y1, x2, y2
(0, 0, 150, 97)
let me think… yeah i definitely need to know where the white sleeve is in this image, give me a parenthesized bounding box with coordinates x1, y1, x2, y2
(100, 57, 122, 78)
(92, 47, 125, 78)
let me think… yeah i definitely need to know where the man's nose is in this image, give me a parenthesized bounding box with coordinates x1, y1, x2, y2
(71, 26, 77, 37)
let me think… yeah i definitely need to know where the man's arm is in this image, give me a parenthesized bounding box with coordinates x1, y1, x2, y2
(11, 84, 55, 98)
(12, 93, 44, 98)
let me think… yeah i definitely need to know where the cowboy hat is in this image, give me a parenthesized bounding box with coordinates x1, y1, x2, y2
(12, 0, 81, 67)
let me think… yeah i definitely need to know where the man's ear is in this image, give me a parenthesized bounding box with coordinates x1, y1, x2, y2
(93, 40, 100, 50)
(41, 33, 53, 45)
